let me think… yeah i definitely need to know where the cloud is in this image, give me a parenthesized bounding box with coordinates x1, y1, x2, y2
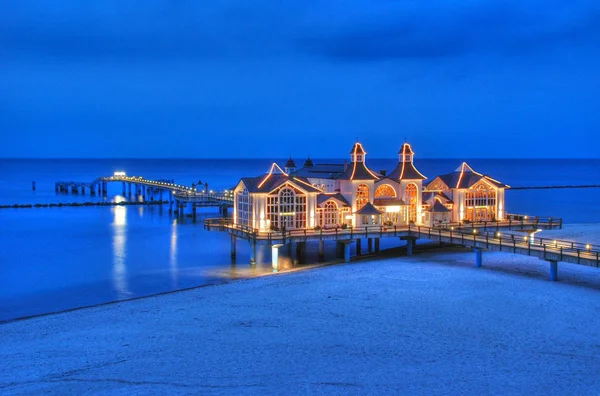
(296, 0, 600, 61)
(0, 0, 309, 61)
(2, 0, 598, 63)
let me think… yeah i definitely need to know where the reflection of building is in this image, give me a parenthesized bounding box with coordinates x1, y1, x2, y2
(233, 142, 508, 231)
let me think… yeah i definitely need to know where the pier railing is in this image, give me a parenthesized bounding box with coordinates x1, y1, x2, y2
(204, 217, 598, 267)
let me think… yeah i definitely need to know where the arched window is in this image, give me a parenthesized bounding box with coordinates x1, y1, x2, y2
(266, 186, 307, 230)
(405, 183, 418, 223)
(375, 184, 396, 198)
(323, 201, 338, 227)
(465, 183, 497, 221)
(356, 184, 369, 211)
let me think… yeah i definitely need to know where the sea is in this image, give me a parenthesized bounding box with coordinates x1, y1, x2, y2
(1, 158, 599, 322)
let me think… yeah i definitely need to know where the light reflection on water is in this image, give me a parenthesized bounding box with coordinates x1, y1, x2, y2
(112, 205, 131, 298)
(169, 219, 178, 288)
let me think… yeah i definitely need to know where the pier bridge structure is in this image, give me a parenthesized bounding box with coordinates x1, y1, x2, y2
(205, 215, 599, 281)
(55, 174, 234, 216)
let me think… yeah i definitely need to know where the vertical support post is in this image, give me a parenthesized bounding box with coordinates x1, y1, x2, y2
(296, 241, 306, 261)
(169, 199, 173, 213)
(318, 240, 325, 261)
(356, 238, 362, 255)
(122, 182, 126, 196)
(128, 183, 131, 196)
(250, 241, 256, 265)
(407, 238, 413, 256)
(192, 203, 197, 220)
(272, 244, 283, 272)
(336, 242, 344, 259)
(368, 238, 373, 252)
(474, 248, 483, 268)
(549, 260, 558, 281)
(344, 242, 351, 263)
(230, 235, 237, 258)
(374, 238, 380, 252)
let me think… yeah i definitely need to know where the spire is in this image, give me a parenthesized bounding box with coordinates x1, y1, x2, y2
(284, 156, 296, 173)
(303, 157, 314, 168)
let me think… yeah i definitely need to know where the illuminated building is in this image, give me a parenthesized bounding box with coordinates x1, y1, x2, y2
(233, 142, 508, 231)
(424, 162, 509, 224)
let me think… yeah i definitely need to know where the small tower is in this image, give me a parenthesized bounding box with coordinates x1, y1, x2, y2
(350, 142, 366, 163)
(303, 157, 314, 168)
(399, 143, 414, 164)
(285, 157, 296, 174)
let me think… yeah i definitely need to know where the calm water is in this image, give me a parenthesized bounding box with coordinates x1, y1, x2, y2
(1, 158, 599, 321)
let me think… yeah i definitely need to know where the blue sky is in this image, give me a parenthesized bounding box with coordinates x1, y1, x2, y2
(1, 0, 598, 158)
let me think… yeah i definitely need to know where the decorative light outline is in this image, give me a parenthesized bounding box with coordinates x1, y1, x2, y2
(398, 143, 427, 180)
(350, 142, 379, 180)
(258, 163, 288, 189)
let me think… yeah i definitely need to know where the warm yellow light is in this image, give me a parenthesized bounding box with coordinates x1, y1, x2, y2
(472, 229, 477, 234)
(524, 216, 528, 220)
(587, 244, 591, 250)
(523, 236, 528, 241)
(450, 226, 454, 230)
(496, 232, 501, 237)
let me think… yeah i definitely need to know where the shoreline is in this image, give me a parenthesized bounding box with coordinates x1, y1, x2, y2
(2, 223, 598, 325)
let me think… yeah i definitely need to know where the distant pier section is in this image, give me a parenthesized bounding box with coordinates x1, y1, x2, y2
(52, 172, 234, 217)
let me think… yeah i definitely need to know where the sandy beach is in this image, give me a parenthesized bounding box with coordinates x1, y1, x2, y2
(2, 225, 600, 395)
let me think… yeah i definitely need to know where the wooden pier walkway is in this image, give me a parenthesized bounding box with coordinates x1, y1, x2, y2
(204, 215, 599, 280)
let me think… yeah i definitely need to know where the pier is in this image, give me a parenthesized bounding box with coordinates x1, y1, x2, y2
(52, 174, 234, 217)
(204, 214, 599, 280)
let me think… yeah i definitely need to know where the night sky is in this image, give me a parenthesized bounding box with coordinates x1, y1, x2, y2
(1, 1, 598, 159)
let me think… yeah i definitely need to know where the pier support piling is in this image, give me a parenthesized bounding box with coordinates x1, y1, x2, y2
(474, 248, 483, 268)
(374, 238, 380, 252)
(318, 240, 325, 261)
(230, 235, 237, 258)
(250, 241, 256, 265)
(407, 238, 413, 256)
(272, 244, 283, 272)
(368, 238, 373, 252)
(549, 260, 558, 281)
(356, 238, 362, 255)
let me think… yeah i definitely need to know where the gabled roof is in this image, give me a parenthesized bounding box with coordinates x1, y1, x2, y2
(355, 202, 384, 215)
(425, 177, 450, 191)
(422, 191, 453, 205)
(387, 161, 427, 180)
(239, 164, 323, 194)
(430, 162, 508, 189)
(428, 201, 451, 213)
(337, 161, 380, 180)
(317, 193, 351, 207)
